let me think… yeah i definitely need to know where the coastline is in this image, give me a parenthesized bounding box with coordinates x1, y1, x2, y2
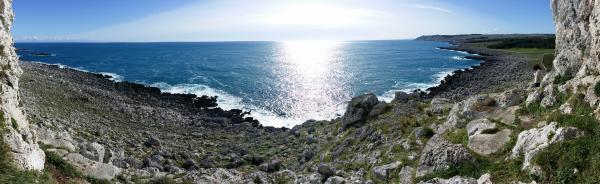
(418, 38, 532, 101)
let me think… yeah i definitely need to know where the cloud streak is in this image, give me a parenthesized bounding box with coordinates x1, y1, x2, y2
(411, 4, 453, 14)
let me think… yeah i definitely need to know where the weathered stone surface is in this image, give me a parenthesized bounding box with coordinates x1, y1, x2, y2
(540, 84, 556, 108)
(430, 98, 453, 114)
(525, 90, 542, 106)
(509, 122, 584, 174)
(496, 89, 522, 107)
(80, 142, 106, 162)
(0, 0, 45, 171)
(64, 153, 121, 180)
(416, 135, 476, 177)
(324, 176, 346, 184)
(34, 126, 76, 152)
(399, 166, 415, 184)
(342, 93, 379, 128)
(372, 161, 401, 180)
(466, 119, 512, 155)
(477, 173, 492, 184)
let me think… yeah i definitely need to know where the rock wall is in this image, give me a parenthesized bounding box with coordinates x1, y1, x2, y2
(550, 0, 600, 77)
(0, 0, 44, 170)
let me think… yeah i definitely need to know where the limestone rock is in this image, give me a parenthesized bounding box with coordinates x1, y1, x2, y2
(540, 85, 556, 108)
(416, 135, 476, 177)
(342, 93, 379, 128)
(64, 153, 121, 180)
(80, 142, 106, 162)
(496, 89, 522, 107)
(525, 90, 542, 106)
(466, 119, 512, 155)
(430, 98, 453, 114)
(0, 0, 45, 171)
(35, 127, 76, 152)
(372, 161, 401, 180)
(477, 173, 492, 184)
(398, 166, 415, 184)
(324, 176, 346, 184)
(509, 122, 584, 174)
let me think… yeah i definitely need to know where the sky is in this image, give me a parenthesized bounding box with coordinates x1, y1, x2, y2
(13, 0, 555, 42)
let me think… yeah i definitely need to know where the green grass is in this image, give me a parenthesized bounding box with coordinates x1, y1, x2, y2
(443, 129, 468, 146)
(595, 81, 600, 97)
(44, 151, 81, 178)
(0, 125, 57, 183)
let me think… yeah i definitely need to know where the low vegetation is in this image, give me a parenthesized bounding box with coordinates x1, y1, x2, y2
(487, 37, 555, 49)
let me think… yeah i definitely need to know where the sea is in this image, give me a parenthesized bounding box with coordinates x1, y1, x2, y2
(16, 40, 481, 128)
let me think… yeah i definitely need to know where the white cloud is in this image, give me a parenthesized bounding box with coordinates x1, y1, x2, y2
(411, 4, 453, 14)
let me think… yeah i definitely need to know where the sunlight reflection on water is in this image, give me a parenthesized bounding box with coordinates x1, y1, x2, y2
(271, 41, 351, 122)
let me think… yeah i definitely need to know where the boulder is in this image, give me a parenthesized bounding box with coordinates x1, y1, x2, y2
(144, 135, 161, 147)
(466, 119, 496, 136)
(183, 159, 199, 171)
(393, 91, 411, 103)
(525, 90, 542, 106)
(509, 122, 584, 174)
(469, 129, 512, 155)
(80, 142, 106, 162)
(540, 85, 557, 108)
(342, 93, 379, 128)
(398, 166, 415, 184)
(477, 173, 492, 184)
(64, 153, 121, 180)
(430, 98, 453, 114)
(368, 102, 388, 118)
(318, 164, 335, 177)
(372, 161, 401, 180)
(496, 89, 522, 107)
(416, 135, 476, 177)
(259, 159, 282, 172)
(35, 127, 77, 152)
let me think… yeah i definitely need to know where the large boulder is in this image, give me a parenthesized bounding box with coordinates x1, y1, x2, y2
(372, 161, 401, 180)
(509, 122, 584, 174)
(430, 98, 453, 114)
(466, 119, 512, 155)
(398, 166, 415, 184)
(416, 135, 476, 177)
(342, 93, 379, 128)
(35, 126, 77, 152)
(80, 142, 106, 162)
(496, 89, 522, 107)
(64, 153, 121, 180)
(418, 176, 476, 184)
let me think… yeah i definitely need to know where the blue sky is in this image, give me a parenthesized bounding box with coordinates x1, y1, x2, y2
(13, 0, 555, 42)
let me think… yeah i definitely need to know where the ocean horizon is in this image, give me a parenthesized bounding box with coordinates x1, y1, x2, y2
(16, 40, 482, 127)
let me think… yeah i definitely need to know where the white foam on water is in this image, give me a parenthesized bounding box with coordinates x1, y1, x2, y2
(451, 56, 473, 61)
(98, 72, 124, 82)
(149, 82, 323, 128)
(379, 69, 456, 102)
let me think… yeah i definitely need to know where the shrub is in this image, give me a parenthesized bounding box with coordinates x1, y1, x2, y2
(595, 81, 600, 97)
(553, 75, 572, 85)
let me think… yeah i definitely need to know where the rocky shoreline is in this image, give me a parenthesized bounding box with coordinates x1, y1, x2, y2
(417, 37, 533, 102)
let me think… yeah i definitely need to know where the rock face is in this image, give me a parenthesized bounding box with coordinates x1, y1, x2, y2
(509, 122, 584, 174)
(416, 135, 476, 177)
(0, 0, 45, 170)
(342, 93, 379, 128)
(466, 119, 512, 155)
(550, 0, 600, 77)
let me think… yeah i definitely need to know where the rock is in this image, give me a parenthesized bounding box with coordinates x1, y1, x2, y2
(306, 134, 317, 144)
(497, 89, 522, 107)
(540, 85, 556, 108)
(477, 173, 492, 184)
(296, 173, 323, 184)
(259, 159, 282, 172)
(182, 159, 199, 171)
(394, 91, 411, 103)
(342, 93, 379, 128)
(318, 164, 335, 177)
(398, 166, 415, 184)
(368, 102, 388, 118)
(324, 176, 346, 184)
(142, 157, 163, 171)
(80, 142, 106, 162)
(525, 90, 542, 106)
(200, 157, 214, 168)
(469, 129, 512, 155)
(144, 135, 161, 147)
(416, 135, 476, 177)
(35, 127, 77, 152)
(64, 153, 121, 180)
(419, 176, 477, 184)
(414, 127, 433, 138)
(466, 119, 496, 136)
(372, 161, 401, 180)
(0, 0, 46, 171)
(301, 149, 315, 163)
(509, 122, 584, 174)
(430, 98, 453, 114)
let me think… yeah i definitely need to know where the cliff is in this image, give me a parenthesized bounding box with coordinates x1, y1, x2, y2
(0, 0, 44, 170)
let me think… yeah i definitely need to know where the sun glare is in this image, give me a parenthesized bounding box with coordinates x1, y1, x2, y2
(249, 4, 382, 28)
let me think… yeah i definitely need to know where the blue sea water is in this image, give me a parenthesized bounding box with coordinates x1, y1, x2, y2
(16, 40, 481, 127)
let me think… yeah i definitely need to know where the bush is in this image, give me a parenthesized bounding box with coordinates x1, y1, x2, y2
(595, 81, 600, 97)
(553, 75, 572, 85)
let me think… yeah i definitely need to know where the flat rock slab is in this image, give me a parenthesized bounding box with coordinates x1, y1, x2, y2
(65, 153, 121, 180)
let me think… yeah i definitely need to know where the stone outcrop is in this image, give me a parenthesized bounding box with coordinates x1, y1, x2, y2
(0, 0, 44, 170)
(416, 135, 476, 177)
(341, 93, 379, 128)
(509, 122, 584, 174)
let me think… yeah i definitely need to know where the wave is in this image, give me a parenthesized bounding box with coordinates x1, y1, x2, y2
(149, 82, 319, 128)
(379, 69, 456, 102)
(98, 72, 124, 82)
(451, 56, 473, 61)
